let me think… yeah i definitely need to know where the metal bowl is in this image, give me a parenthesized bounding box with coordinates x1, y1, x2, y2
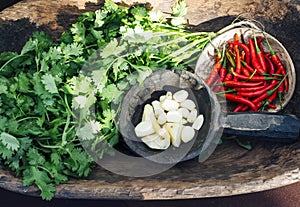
(195, 27, 296, 112)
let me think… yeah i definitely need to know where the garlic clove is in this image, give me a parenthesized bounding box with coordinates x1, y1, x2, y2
(180, 99, 196, 111)
(178, 107, 189, 118)
(165, 123, 182, 147)
(181, 126, 195, 143)
(192, 114, 204, 130)
(166, 111, 182, 123)
(157, 112, 167, 125)
(161, 99, 179, 111)
(173, 90, 188, 102)
(135, 120, 155, 137)
(154, 135, 170, 149)
(152, 100, 164, 117)
(187, 109, 197, 123)
(141, 133, 160, 143)
(142, 104, 156, 122)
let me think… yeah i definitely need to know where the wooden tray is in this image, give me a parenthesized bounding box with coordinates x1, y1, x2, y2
(0, 0, 299, 199)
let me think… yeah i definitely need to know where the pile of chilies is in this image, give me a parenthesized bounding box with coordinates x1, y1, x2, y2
(206, 31, 289, 112)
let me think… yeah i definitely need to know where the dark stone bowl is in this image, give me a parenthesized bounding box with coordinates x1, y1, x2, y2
(118, 70, 224, 164)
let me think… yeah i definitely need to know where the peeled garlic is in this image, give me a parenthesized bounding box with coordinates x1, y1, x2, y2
(152, 100, 164, 117)
(178, 107, 189, 118)
(142, 104, 156, 122)
(173, 90, 188, 102)
(165, 91, 173, 100)
(143, 140, 162, 150)
(181, 118, 188, 125)
(141, 133, 160, 143)
(181, 126, 195, 143)
(157, 112, 167, 125)
(159, 95, 166, 102)
(192, 114, 204, 130)
(166, 111, 182, 123)
(154, 135, 170, 149)
(180, 99, 196, 111)
(165, 123, 182, 147)
(161, 99, 179, 111)
(135, 120, 155, 137)
(158, 126, 170, 140)
(187, 109, 197, 123)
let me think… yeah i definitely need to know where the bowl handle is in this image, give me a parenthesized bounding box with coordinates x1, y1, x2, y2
(222, 112, 300, 142)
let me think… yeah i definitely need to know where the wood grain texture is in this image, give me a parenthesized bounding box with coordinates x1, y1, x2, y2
(0, 0, 299, 200)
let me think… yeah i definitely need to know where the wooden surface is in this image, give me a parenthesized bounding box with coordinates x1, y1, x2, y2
(0, 0, 300, 200)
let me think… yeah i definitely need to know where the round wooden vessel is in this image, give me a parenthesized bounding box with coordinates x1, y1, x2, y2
(0, 0, 299, 199)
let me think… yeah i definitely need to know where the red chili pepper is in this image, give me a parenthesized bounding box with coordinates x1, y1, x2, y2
(265, 90, 278, 105)
(281, 69, 289, 92)
(257, 37, 265, 55)
(233, 45, 242, 81)
(248, 37, 266, 74)
(241, 60, 255, 73)
(214, 58, 227, 92)
(233, 104, 245, 112)
(228, 41, 250, 65)
(225, 51, 235, 68)
(253, 33, 268, 73)
(264, 35, 288, 90)
(230, 68, 278, 82)
(233, 85, 266, 92)
(237, 81, 278, 97)
(241, 67, 251, 77)
(206, 58, 223, 87)
(267, 103, 277, 109)
(225, 94, 258, 111)
(278, 83, 284, 107)
(223, 80, 263, 88)
(264, 54, 275, 74)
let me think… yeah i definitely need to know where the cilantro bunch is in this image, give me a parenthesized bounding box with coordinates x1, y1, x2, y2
(0, 0, 215, 200)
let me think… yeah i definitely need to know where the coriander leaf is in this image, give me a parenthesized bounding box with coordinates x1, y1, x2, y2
(170, 16, 187, 27)
(27, 148, 46, 165)
(101, 84, 123, 104)
(68, 148, 93, 177)
(104, 0, 119, 12)
(17, 72, 31, 93)
(0, 116, 7, 131)
(77, 120, 101, 140)
(94, 10, 107, 28)
(100, 39, 126, 58)
(62, 42, 83, 57)
(0, 143, 14, 159)
(23, 166, 56, 200)
(72, 95, 88, 109)
(0, 132, 20, 151)
(91, 70, 108, 92)
(41, 74, 58, 94)
(172, 0, 187, 17)
(69, 76, 93, 95)
(71, 22, 86, 44)
(21, 38, 37, 55)
(50, 152, 61, 165)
